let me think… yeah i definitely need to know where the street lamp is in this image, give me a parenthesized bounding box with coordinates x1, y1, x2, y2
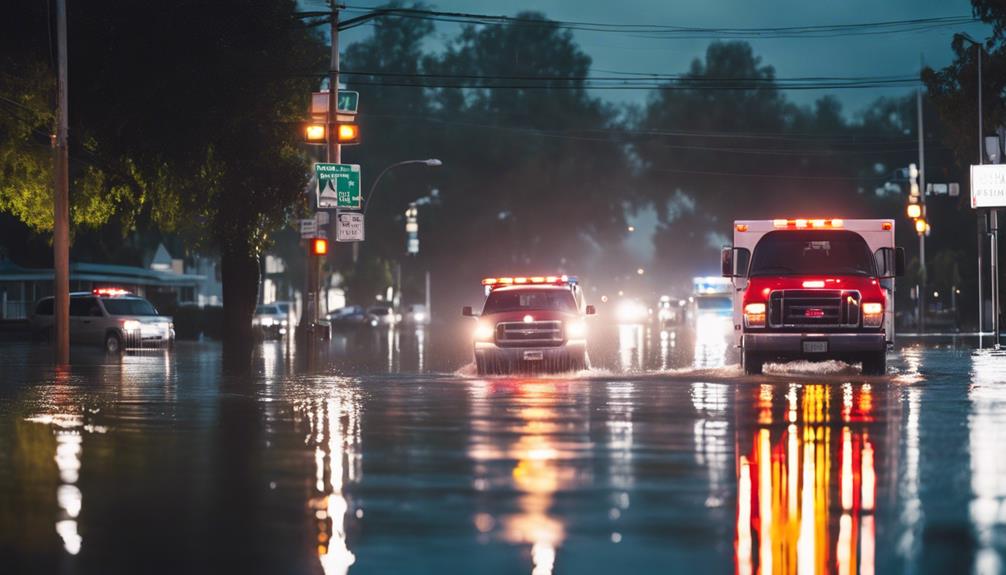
(363, 159, 442, 216)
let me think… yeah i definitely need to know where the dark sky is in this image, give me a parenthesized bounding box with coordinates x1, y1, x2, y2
(330, 0, 991, 116)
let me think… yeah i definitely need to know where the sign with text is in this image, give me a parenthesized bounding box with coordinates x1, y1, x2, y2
(311, 91, 360, 116)
(299, 218, 316, 238)
(336, 212, 365, 242)
(317, 163, 362, 209)
(971, 164, 1006, 208)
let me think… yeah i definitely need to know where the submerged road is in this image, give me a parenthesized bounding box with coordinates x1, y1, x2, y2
(0, 323, 1004, 574)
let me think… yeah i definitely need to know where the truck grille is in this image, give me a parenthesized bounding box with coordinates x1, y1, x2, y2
(768, 290, 860, 328)
(496, 321, 564, 347)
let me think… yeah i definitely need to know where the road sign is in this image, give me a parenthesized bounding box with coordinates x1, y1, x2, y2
(315, 211, 329, 225)
(311, 91, 360, 116)
(300, 218, 317, 238)
(971, 164, 1006, 208)
(336, 212, 365, 242)
(317, 163, 362, 209)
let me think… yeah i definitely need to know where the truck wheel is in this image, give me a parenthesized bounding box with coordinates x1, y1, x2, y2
(861, 351, 887, 376)
(743, 351, 764, 375)
(475, 357, 487, 376)
(104, 332, 123, 354)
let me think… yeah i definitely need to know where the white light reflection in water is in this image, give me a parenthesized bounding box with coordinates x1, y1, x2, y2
(416, 327, 426, 373)
(969, 352, 1006, 574)
(690, 382, 729, 499)
(299, 388, 362, 575)
(692, 313, 731, 369)
(897, 381, 922, 563)
(658, 329, 673, 370)
(25, 411, 90, 556)
(617, 324, 644, 372)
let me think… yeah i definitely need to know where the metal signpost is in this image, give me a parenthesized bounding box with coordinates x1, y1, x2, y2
(317, 163, 362, 210)
(971, 163, 1004, 348)
(336, 212, 365, 242)
(299, 218, 317, 238)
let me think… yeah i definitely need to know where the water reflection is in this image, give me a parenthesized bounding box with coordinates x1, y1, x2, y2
(969, 352, 1006, 573)
(617, 325, 645, 371)
(693, 313, 731, 369)
(299, 388, 362, 574)
(736, 383, 884, 575)
(468, 379, 589, 574)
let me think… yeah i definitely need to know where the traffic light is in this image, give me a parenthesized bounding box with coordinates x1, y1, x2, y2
(336, 123, 360, 145)
(906, 203, 922, 219)
(310, 238, 328, 256)
(914, 218, 927, 234)
(908, 163, 920, 198)
(304, 123, 326, 143)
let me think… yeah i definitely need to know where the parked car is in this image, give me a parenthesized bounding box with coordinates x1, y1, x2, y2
(31, 289, 175, 353)
(252, 304, 289, 339)
(328, 305, 378, 328)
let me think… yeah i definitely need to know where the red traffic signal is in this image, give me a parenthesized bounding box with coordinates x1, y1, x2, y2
(310, 238, 328, 256)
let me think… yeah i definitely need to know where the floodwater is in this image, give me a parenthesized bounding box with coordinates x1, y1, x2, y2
(1, 318, 1004, 574)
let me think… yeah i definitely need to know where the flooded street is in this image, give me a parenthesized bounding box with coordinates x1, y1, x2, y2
(1, 325, 1004, 574)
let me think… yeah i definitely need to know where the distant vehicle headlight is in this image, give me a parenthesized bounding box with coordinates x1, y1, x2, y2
(616, 300, 647, 323)
(122, 320, 141, 331)
(261, 317, 274, 327)
(280, 319, 288, 326)
(473, 322, 495, 341)
(566, 320, 587, 339)
(413, 312, 426, 322)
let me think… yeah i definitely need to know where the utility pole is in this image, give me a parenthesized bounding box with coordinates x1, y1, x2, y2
(978, 42, 986, 347)
(53, 0, 70, 365)
(917, 87, 926, 334)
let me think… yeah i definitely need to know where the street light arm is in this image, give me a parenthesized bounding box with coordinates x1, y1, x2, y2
(363, 159, 442, 216)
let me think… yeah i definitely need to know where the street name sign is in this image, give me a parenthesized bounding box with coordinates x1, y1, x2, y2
(299, 218, 317, 238)
(311, 91, 360, 116)
(317, 163, 362, 209)
(971, 164, 1006, 208)
(336, 212, 365, 242)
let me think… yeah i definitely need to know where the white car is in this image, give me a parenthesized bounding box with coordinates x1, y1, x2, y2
(252, 304, 289, 338)
(31, 289, 175, 353)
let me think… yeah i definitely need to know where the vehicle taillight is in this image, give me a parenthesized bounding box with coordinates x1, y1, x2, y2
(744, 302, 766, 328)
(862, 302, 884, 327)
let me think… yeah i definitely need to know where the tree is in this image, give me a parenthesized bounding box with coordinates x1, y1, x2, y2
(2, 1, 326, 363)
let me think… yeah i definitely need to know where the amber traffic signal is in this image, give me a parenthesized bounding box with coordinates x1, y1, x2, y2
(336, 123, 360, 145)
(906, 204, 922, 219)
(304, 123, 326, 143)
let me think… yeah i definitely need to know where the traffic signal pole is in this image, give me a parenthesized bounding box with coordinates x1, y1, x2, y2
(53, 0, 70, 365)
(917, 88, 926, 333)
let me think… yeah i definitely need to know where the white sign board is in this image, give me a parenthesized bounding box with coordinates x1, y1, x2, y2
(300, 218, 317, 238)
(315, 211, 329, 226)
(336, 212, 365, 242)
(971, 164, 1006, 208)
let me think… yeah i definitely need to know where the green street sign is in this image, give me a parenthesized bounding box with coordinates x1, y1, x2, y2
(316, 163, 362, 209)
(337, 91, 359, 114)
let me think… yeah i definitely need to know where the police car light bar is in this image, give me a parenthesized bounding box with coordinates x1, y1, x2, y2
(481, 275, 575, 288)
(773, 218, 844, 229)
(93, 288, 132, 296)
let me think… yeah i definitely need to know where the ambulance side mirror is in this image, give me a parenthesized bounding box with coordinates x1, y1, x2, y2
(721, 247, 750, 278)
(585, 305, 596, 316)
(462, 306, 475, 317)
(876, 247, 906, 278)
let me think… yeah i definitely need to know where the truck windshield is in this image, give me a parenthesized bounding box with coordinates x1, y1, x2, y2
(483, 289, 577, 314)
(748, 230, 876, 277)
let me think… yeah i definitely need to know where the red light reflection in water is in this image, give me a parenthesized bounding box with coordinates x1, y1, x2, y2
(736, 384, 877, 575)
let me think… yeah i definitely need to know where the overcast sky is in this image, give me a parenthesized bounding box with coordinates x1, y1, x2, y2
(330, 0, 991, 117)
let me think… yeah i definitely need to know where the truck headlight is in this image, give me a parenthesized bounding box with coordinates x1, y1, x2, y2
(473, 322, 495, 341)
(862, 302, 884, 327)
(743, 303, 766, 327)
(122, 319, 141, 331)
(566, 320, 587, 339)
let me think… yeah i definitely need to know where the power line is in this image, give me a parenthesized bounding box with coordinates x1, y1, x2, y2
(327, 7, 978, 39)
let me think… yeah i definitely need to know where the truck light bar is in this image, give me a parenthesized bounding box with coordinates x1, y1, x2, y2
(773, 218, 844, 229)
(93, 288, 131, 297)
(481, 275, 575, 288)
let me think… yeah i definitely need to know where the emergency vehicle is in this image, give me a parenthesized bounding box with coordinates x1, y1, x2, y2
(463, 275, 595, 375)
(722, 219, 904, 375)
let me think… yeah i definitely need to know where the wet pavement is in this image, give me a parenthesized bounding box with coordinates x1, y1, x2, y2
(1, 322, 1005, 574)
